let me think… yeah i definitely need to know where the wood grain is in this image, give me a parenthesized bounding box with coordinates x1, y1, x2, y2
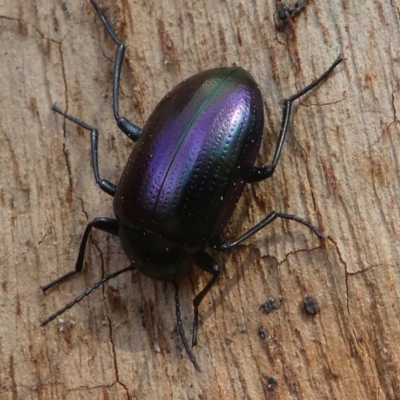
(1, 0, 399, 398)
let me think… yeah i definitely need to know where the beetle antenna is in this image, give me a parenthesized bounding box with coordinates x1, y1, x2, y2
(41, 264, 135, 326)
(172, 281, 201, 372)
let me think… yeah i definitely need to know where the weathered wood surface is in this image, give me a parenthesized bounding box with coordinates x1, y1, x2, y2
(1, 0, 399, 399)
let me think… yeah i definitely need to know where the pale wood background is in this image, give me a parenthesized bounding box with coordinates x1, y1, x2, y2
(1, 0, 399, 399)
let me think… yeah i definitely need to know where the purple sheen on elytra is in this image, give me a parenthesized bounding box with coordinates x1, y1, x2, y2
(113, 67, 264, 248)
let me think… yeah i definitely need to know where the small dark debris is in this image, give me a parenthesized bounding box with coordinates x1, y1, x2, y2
(266, 376, 278, 390)
(260, 298, 281, 314)
(276, 0, 307, 28)
(257, 327, 267, 340)
(302, 296, 320, 315)
(239, 326, 247, 334)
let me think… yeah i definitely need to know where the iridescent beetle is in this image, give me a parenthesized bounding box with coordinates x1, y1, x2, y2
(42, 0, 343, 371)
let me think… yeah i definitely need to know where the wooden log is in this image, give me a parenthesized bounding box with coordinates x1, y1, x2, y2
(0, 0, 399, 398)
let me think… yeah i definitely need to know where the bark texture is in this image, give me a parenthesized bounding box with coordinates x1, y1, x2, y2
(1, 0, 399, 399)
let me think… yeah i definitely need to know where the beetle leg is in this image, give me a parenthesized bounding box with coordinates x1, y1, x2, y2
(172, 281, 201, 371)
(213, 211, 323, 251)
(90, 0, 142, 141)
(41, 264, 135, 326)
(192, 251, 220, 347)
(41, 217, 119, 292)
(53, 105, 117, 196)
(247, 54, 343, 183)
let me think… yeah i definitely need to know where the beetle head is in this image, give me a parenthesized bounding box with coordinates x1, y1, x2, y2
(118, 223, 191, 281)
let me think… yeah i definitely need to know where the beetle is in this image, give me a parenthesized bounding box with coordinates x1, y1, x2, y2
(41, 0, 343, 371)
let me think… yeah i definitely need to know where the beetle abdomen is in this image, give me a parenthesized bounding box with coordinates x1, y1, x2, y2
(114, 67, 264, 247)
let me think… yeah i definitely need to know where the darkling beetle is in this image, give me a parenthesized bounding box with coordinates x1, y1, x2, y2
(41, 0, 343, 371)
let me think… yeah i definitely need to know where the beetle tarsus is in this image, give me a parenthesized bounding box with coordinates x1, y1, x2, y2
(41, 270, 78, 293)
(172, 281, 201, 372)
